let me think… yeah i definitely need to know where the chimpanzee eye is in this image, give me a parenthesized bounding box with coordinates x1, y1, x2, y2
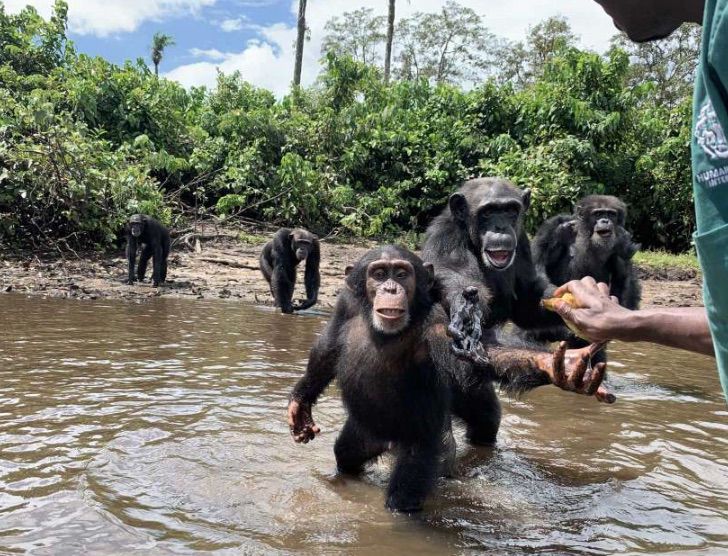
(396, 269, 408, 279)
(372, 269, 386, 280)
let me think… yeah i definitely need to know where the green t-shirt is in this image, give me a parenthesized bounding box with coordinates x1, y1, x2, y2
(693, 0, 728, 402)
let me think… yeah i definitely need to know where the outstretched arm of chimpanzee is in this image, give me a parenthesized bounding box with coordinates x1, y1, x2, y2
(287, 298, 351, 442)
(293, 238, 321, 311)
(432, 302, 614, 402)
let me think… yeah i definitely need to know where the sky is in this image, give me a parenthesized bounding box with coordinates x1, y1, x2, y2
(3, 0, 621, 97)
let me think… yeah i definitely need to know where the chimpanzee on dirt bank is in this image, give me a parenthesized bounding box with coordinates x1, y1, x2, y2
(287, 245, 612, 513)
(260, 228, 320, 313)
(532, 194, 641, 309)
(421, 178, 561, 332)
(126, 214, 170, 287)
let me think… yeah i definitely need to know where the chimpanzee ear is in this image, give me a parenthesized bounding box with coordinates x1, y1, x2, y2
(289, 233, 295, 241)
(423, 262, 435, 290)
(449, 193, 468, 222)
(344, 265, 355, 291)
(575, 204, 584, 218)
(521, 188, 531, 210)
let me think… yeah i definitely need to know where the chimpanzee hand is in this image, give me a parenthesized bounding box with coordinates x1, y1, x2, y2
(557, 220, 577, 242)
(287, 399, 320, 443)
(292, 299, 316, 311)
(448, 286, 480, 342)
(542, 341, 616, 403)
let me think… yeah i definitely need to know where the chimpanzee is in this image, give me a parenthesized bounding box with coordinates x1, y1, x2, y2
(260, 228, 320, 314)
(287, 245, 612, 513)
(126, 214, 170, 287)
(532, 194, 641, 309)
(421, 177, 561, 332)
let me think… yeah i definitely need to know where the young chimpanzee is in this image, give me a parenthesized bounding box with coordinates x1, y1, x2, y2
(288, 245, 613, 513)
(532, 194, 641, 309)
(260, 228, 320, 313)
(421, 177, 561, 332)
(126, 214, 170, 287)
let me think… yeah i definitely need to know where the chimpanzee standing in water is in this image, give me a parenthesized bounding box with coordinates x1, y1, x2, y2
(260, 228, 320, 313)
(126, 214, 170, 287)
(532, 194, 641, 309)
(288, 245, 612, 513)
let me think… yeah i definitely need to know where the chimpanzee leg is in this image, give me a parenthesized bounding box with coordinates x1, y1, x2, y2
(271, 265, 295, 313)
(386, 442, 441, 512)
(453, 380, 501, 446)
(137, 245, 153, 282)
(160, 241, 170, 282)
(152, 245, 164, 286)
(334, 418, 387, 475)
(126, 239, 137, 284)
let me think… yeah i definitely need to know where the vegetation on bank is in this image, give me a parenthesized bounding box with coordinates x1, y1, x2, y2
(0, 1, 699, 253)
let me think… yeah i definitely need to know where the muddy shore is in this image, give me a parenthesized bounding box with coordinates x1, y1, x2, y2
(0, 232, 703, 309)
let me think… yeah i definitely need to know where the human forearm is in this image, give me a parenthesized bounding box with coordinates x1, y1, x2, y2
(618, 307, 714, 356)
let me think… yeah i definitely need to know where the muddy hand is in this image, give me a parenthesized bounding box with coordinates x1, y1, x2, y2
(287, 399, 320, 443)
(549, 341, 615, 403)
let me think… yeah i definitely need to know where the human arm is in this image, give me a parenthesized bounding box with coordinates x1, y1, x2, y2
(552, 277, 714, 356)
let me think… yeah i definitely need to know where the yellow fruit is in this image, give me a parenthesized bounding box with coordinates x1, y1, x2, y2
(541, 293, 588, 339)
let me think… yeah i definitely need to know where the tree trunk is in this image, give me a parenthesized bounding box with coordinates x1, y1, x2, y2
(154, 62, 159, 77)
(293, 0, 307, 87)
(384, 0, 395, 83)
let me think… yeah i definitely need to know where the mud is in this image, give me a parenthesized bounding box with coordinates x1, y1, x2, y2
(0, 230, 704, 309)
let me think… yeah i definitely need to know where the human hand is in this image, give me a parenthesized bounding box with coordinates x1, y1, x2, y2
(287, 399, 320, 443)
(550, 277, 631, 343)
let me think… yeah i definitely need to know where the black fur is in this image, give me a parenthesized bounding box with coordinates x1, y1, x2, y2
(532, 194, 641, 309)
(126, 214, 170, 287)
(260, 228, 320, 313)
(290, 245, 552, 513)
(421, 177, 561, 330)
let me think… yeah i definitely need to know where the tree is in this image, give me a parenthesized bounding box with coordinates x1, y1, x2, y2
(493, 16, 577, 88)
(150, 32, 175, 77)
(384, 0, 395, 83)
(293, 0, 307, 86)
(321, 8, 386, 65)
(611, 23, 701, 108)
(394, 1, 493, 85)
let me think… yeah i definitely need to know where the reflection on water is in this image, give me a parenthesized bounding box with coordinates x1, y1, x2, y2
(0, 294, 726, 555)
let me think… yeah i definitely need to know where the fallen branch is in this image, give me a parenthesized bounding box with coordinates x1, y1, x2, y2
(199, 257, 259, 270)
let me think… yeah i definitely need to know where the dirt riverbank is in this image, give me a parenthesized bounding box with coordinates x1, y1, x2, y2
(0, 230, 703, 309)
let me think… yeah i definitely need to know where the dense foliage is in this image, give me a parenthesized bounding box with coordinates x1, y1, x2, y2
(0, 1, 696, 251)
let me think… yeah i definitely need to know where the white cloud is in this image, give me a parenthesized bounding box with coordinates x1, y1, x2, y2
(220, 17, 244, 31)
(3, 0, 216, 37)
(165, 0, 620, 96)
(189, 47, 230, 60)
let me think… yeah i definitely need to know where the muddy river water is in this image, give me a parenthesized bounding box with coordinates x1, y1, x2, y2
(0, 294, 726, 555)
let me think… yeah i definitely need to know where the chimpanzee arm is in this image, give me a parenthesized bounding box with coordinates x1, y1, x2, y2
(126, 236, 137, 284)
(294, 239, 320, 311)
(288, 307, 345, 443)
(511, 240, 563, 331)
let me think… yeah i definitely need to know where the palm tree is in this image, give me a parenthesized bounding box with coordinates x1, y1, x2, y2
(293, 0, 307, 86)
(151, 32, 175, 77)
(384, 0, 395, 83)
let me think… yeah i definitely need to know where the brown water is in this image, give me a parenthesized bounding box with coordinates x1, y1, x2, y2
(0, 294, 727, 555)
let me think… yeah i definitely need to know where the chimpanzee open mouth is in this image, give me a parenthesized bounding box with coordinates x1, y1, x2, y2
(484, 249, 514, 269)
(596, 230, 613, 237)
(376, 308, 406, 319)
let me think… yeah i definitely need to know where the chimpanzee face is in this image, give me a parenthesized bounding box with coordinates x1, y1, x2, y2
(588, 208, 620, 250)
(365, 258, 416, 335)
(290, 231, 315, 261)
(450, 184, 530, 273)
(475, 200, 523, 270)
(129, 215, 145, 238)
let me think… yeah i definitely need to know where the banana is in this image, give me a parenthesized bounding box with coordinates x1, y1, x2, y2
(541, 293, 588, 339)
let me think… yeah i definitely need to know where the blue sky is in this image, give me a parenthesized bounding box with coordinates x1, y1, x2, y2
(3, 0, 620, 96)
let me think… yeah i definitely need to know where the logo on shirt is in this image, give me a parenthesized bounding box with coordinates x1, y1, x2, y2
(695, 99, 728, 160)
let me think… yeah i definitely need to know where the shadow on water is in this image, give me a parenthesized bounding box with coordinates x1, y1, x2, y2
(0, 294, 726, 554)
